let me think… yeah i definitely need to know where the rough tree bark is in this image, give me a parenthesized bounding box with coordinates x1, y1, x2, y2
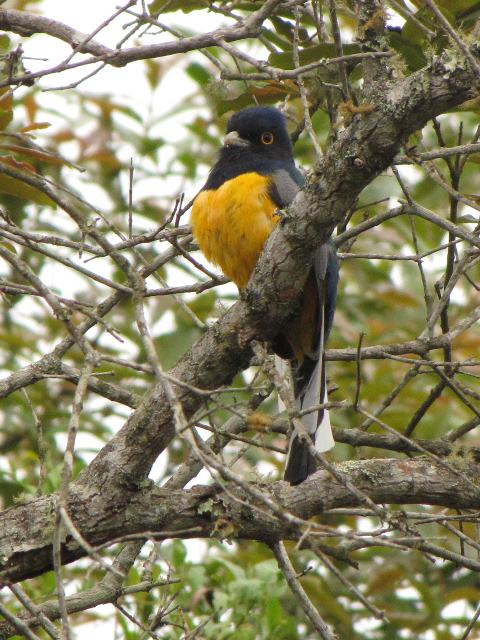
(2, 457, 480, 585)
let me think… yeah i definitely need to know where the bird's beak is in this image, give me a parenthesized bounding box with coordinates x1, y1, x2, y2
(223, 130, 250, 147)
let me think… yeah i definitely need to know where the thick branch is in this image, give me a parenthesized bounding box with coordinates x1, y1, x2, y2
(0, 9, 113, 56)
(1, 457, 479, 584)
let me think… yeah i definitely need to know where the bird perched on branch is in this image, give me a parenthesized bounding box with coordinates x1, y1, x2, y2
(191, 106, 338, 485)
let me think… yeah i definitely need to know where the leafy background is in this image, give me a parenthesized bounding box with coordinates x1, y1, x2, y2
(1, 0, 480, 638)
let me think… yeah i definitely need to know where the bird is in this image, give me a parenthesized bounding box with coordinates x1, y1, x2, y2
(191, 106, 338, 485)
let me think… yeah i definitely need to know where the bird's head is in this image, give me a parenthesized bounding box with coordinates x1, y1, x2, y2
(223, 106, 293, 159)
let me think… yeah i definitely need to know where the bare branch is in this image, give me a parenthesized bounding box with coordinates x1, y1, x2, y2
(273, 541, 337, 640)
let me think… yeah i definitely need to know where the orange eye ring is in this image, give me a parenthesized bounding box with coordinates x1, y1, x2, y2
(261, 131, 274, 145)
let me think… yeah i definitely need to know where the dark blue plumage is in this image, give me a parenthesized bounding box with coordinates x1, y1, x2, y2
(204, 107, 303, 198)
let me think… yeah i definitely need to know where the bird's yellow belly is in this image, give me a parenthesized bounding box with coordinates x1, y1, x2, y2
(191, 173, 278, 289)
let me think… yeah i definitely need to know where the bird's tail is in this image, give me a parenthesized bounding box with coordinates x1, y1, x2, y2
(283, 354, 334, 485)
(283, 244, 338, 485)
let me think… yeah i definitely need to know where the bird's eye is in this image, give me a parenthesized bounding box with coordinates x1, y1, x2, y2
(261, 131, 274, 145)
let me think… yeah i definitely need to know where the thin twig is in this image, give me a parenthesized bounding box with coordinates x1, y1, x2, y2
(273, 541, 337, 639)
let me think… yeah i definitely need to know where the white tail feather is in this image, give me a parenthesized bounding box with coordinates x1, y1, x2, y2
(315, 387, 335, 452)
(274, 355, 287, 414)
(298, 356, 334, 451)
(298, 295, 334, 451)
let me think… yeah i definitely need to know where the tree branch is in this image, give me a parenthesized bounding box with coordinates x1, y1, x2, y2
(1, 457, 480, 584)
(273, 541, 337, 639)
(0, 0, 284, 86)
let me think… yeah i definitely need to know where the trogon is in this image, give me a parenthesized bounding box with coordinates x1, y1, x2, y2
(191, 106, 339, 485)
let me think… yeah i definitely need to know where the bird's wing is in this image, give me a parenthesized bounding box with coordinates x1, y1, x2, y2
(269, 167, 304, 208)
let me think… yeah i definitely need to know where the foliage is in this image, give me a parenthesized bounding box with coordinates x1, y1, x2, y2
(0, 1, 479, 639)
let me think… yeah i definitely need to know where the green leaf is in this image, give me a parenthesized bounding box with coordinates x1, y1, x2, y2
(0, 35, 11, 52)
(0, 171, 56, 206)
(171, 539, 188, 568)
(149, 0, 205, 12)
(387, 31, 427, 71)
(212, 557, 246, 581)
(177, 150, 197, 178)
(262, 27, 296, 52)
(187, 565, 206, 591)
(265, 596, 282, 631)
(228, 577, 264, 604)
(270, 16, 308, 43)
(0, 143, 70, 168)
(0, 240, 17, 253)
(215, 95, 253, 117)
(186, 62, 211, 86)
(212, 589, 229, 611)
(254, 559, 280, 582)
(0, 472, 29, 506)
(440, 0, 480, 22)
(268, 42, 362, 69)
(138, 135, 165, 157)
(187, 291, 217, 322)
(450, 96, 480, 114)
(0, 89, 13, 131)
